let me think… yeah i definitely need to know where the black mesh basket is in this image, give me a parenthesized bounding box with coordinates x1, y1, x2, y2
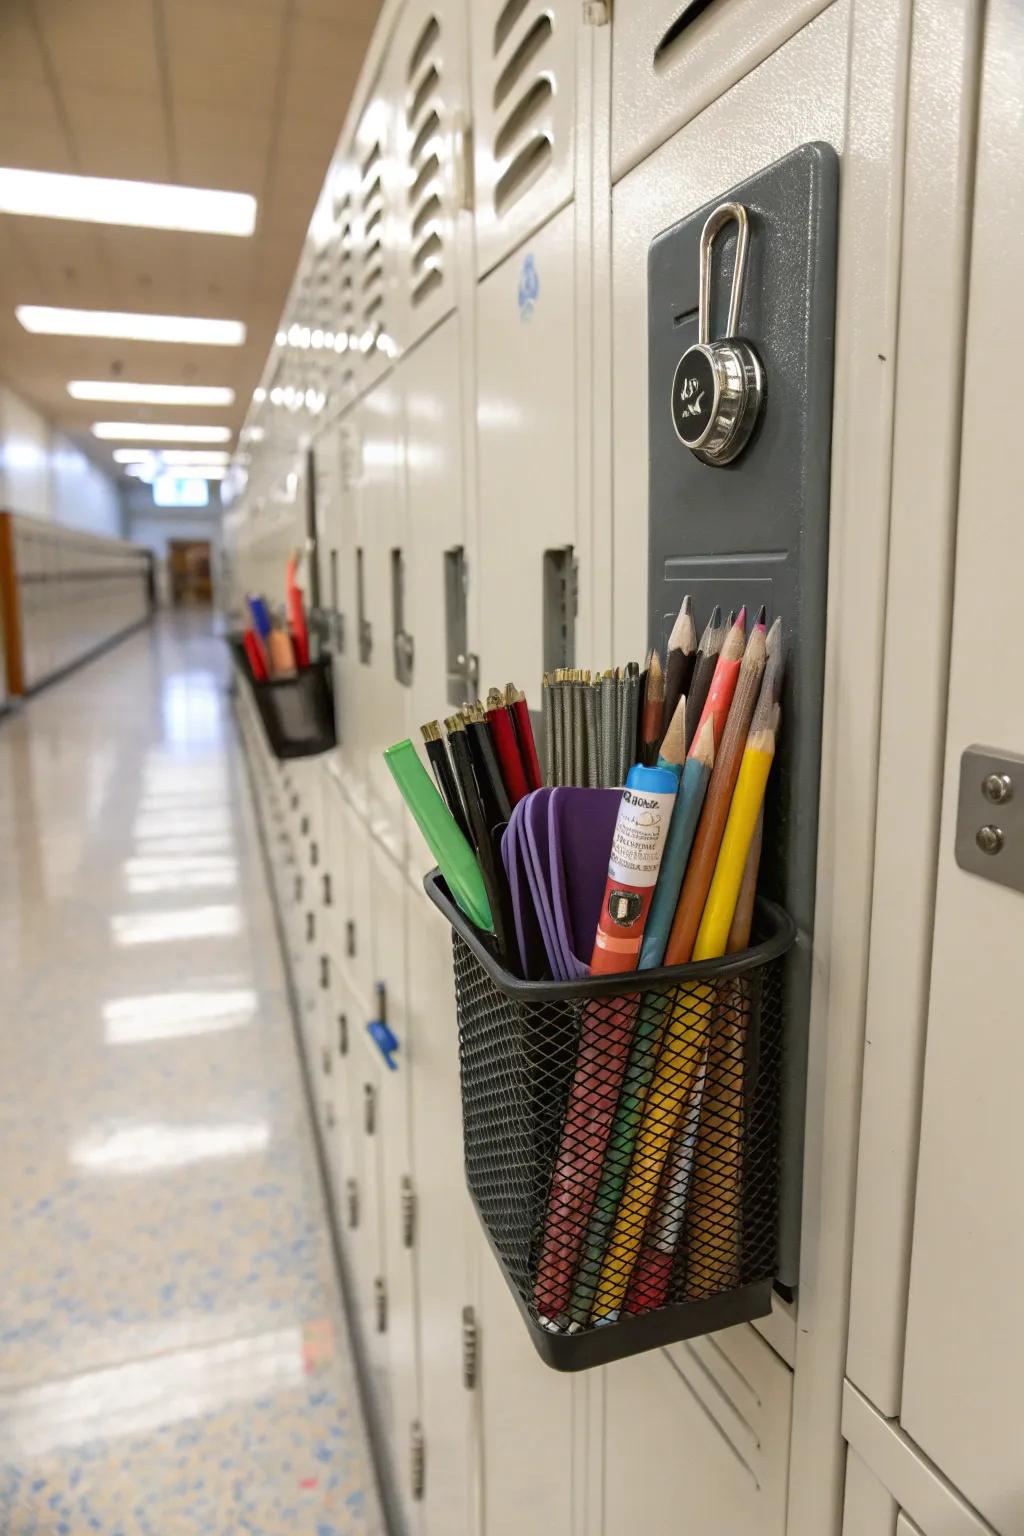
(424, 868, 794, 1371)
(230, 638, 336, 759)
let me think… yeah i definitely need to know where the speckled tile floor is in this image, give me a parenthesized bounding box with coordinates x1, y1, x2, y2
(0, 613, 385, 1536)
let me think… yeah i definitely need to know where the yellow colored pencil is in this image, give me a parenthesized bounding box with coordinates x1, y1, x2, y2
(691, 716, 777, 961)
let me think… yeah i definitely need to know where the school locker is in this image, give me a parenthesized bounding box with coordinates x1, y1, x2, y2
(320, 411, 370, 801)
(395, 312, 474, 886)
(469, 0, 579, 279)
(404, 884, 478, 1536)
(603, 1327, 793, 1536)
(474, 202, 577, 693)
(386, 0, 471, 355)
(351, 90, 402, 396)
(842, 1450, 898, 1536)
(897, 7, 1024, 1527)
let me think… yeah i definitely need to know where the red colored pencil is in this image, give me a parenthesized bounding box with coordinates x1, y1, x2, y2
(506, 683, 543, 791)
(690, 606, 748, 752)
(486, 689, 530, 806)
(243, 629, 269, 681)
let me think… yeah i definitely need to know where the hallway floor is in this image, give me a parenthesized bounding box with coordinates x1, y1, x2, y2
(0, 615, 385, 1536)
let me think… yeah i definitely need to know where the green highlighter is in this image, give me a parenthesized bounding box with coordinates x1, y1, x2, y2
(384, 739, 494, 934)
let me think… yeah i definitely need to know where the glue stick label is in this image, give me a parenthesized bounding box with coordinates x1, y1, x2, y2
(607, 788, 675, 887)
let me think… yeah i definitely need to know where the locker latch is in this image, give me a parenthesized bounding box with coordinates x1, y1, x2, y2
(672, 202, 764, 466)
(410, 1420, 425, 1502)
(954, 745, 1024, 895)
(461, 1305, 478, 1390)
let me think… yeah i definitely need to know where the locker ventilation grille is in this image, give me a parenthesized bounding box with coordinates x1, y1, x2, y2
(358, 140, 387, 348)
(491, 3, 556, 218)
(334, 191, 357, 350)
(405, 14, 446, 309)
(654, 0, 719, 67)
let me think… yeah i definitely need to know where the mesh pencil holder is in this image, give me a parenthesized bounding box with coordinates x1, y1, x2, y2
(230, 638, 336, 760)
(424, 869, 795, 1371)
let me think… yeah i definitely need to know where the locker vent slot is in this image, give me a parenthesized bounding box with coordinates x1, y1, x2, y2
(334, 191, 357, 345)
(404, 14, 447, 312)
(654, 0, 719, 68)
(495, 135, 552, 216)
(494, 0, 530, 54)
(493, 13, 552, 109)
(666, 1341, 761, 1487)
(494, 76, 552, 160)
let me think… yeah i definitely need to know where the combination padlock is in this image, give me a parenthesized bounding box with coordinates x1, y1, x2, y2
(671, 201, 764, 466)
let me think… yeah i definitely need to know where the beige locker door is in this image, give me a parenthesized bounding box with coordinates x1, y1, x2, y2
(609, 0, 831, 184)
(469, 0, 578, 279)
(843, 1449, 899, 1536)
(351, 95, 401, 394)
(335, 789, 376, 1013)
(406, 884, 478, 1536)
(475, 203, 576, 691)
(356, 378, 409, 866)
(604, 1329, 793, 1536)
(900, 6, 1024, 1528)
(388, 0, 470, 354)
(477, 1248, 574, 1536)
(369, 843, 423, 1535)
(397, 312, 471, 886)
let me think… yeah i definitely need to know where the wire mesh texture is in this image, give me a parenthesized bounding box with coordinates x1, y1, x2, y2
(229, 639, 336, 759)
(425, 870, 794, 1369)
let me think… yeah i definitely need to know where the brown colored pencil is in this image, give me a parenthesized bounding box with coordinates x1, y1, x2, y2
(662, 594, 697, 746)
(641, 649, 665, 765)
(663, 618, 777, 965)
(683, 605, 724, 753)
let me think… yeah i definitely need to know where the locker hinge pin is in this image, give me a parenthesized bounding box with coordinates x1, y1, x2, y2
(410, 1420, 425, 1501)
(462, 1305, 478, 1390)
(400, 1176, 416, 1249)
(374, 1276, 387, 1333)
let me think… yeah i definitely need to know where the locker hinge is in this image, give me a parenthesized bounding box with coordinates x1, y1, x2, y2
(374, 1275, 387, 1333)
(346, 1177, 359, 1228)
(319, 954, 329, 990)
(462, 1305, 478, 1390)
(305, 911, 316, 944)
(363, 1082, 376, 1135)
(322, 871, 332, 905)
(400, 1175, 416, 1249)
(310, 839, 319, 868)
(410, 1420, 425, 1502)
(337, 1011, 348, 1056)
(582, 0, 609, 22)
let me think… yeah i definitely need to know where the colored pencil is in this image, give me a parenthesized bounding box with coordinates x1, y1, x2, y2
(691, 606, 747, 750)
(507, 683, 543, 791)
(683, 605, 724, 753)
(693, 676, 778, 960)
(664, 619, 776, 966)
(641, 649, 666, 766)
(542, 673, 554, 786)
(551, 673, 565, 786)
(662, 594, 697, 749)
(572, 669, 586, 786)
(726, 807, 763, 955)
(637, 716, 715, 970)
(420, 720, 471, 844)
(486, 688, 530, 807)
(242, 629, 269, 681)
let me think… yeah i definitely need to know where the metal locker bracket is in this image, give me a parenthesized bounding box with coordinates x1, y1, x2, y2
(400, 1175, 416, 1249)
(444, 545, 475, 706)
(647, 143, 838, 1287)
(374, 1275, 387, 1333)
(955, 746, 1024, 895)
(391, 547, 415, 686)
(356, 546, 372, 664)
(542, 545, 577, 674)
(410, 1421, 425, 1501)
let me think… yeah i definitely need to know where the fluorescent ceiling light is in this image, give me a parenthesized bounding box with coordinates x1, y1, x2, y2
(69, 381, 234, 406)
(91, 422, 231, 443)
(0, 167, 256, 236)
(17, 306, 245, 346)
(112, 448, 230, 465)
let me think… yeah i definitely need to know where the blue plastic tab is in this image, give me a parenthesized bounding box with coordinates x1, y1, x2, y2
(367, 1019, 399, 1071)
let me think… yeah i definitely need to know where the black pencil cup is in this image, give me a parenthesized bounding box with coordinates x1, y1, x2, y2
(230, 638, 336, 760)
(424, 869, 794, 1371)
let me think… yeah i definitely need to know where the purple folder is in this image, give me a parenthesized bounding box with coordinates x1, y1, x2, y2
(501, 798, 548, 981)
(548, 788, 621, 978)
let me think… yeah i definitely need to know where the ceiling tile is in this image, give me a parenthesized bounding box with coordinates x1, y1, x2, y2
(162, 0, 285, 108)
(61, 88, 170, 181)
(34, 0, 162, 95)
(174, 103, 272, 194)
(283, 15, 368, 116)
(0, 3, 48, 84)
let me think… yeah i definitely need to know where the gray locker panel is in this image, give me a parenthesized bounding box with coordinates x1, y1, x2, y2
(646, 142, 838, 1285)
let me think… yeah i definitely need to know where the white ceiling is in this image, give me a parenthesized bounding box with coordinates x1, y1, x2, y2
(0, 0, 380, 472)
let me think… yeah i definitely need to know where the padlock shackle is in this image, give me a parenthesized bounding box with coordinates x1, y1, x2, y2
(698, 201, 750, 347)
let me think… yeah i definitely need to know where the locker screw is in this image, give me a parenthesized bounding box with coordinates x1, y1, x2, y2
(976, 825, 1004, 855)
(983, 773, 1013, 805)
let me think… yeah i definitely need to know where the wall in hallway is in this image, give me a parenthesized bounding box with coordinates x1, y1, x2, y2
(125, 483, 223, 605)
(0, 383, 123, 538)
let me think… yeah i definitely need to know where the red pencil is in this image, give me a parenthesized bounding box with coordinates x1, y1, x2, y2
(486, 689, 530, 806)
(243, 629, 269, 681)
(690, 606, 748, 752)
(506, 683, 543, 792)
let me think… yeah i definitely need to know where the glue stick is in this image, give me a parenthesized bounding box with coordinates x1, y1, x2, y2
(590, 764, 678, 976)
